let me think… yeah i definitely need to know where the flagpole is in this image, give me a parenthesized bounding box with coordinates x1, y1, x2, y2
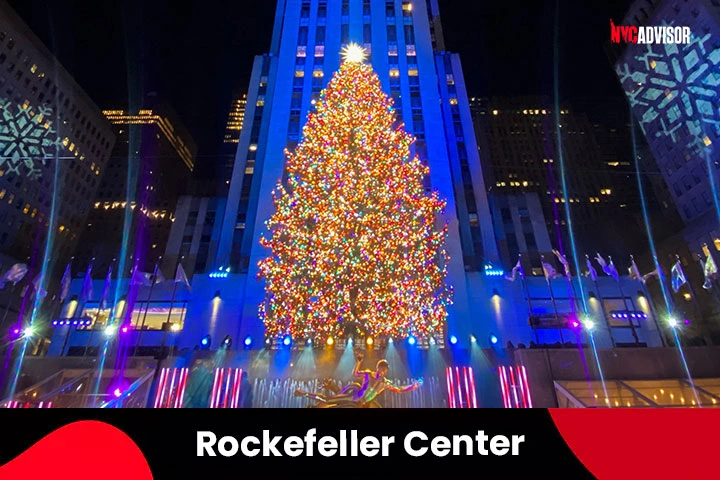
(541, 255, 564, 343)
(136, 257, 162, 352)
(518, 255, 539, 344)
(613, 256, 639, 345)
(589, 255, 615, 348)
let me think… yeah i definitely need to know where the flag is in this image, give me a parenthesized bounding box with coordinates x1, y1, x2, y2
(99, 265, 112, 309)
(154, 268, 166, 284)
(59, 262, 72, 301)
(629, 258, 644, 283)
(595, 254, 619, 282)
(80, 262, 94, 302)
(131, 267, 152, 287)
(175, 263, 191, 289)
(703, 254, 718, 290)
(552, 249, 571, 277)
(541, 257, 561, 280)
(671, 260, 687, 293)
(643, 269, 660, 283)
(32, 273, 47, 300)
(585, 255, 597, 281)
(0, 263, 28, 288)
(505, 257, 524, 282)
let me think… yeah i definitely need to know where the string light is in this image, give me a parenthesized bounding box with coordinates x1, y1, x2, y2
(258, 58, 452, 339)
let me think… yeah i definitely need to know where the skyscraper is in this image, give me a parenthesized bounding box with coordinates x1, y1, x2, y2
(75, 96, 197, 276)
(614, 0, 720, 251)
(0, 0, 115, 281)
(212, 0, 499, 344)
(219, 92, 247, 194)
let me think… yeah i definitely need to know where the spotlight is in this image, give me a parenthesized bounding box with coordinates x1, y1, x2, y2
(491, 288, 500, 297)
(265, 338, 271, 346)
(104, 325, 117, 337)
(668, 317, 679, 328)
(200, 334, 211, 349)
(52, 321, 58, 327)
(387, 338, 393, 344)
(85, 320, 92, 326)
(12, 328, 20, 336)
(22, 326, 35, 338)
(429, 337, 436, 345)
(449, 335, 458, 345)
(113, 388, 122, 398)
(171, 323, 181, 332)
(213, 290, 221, 300)
(222, 335, 233, 349)
(244, 335, 252, 347)
(684, 319, 691, 325)
(407, 336, 416, 346)
(58, 321, 65, 326)
(121, 326, 129, 334)
(283, 335, 292, 347)
(470, 335, 477, 344)
(327, 337, 334, 346)
(489, 333, 499, 345)
(366, 337, 374, 346)
(583, 319, 595, 332)
(306, 338, 313, 346)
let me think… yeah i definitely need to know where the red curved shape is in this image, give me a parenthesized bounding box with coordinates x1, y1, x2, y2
(551, 409, 719, 479)
(0, 420, 153, 480)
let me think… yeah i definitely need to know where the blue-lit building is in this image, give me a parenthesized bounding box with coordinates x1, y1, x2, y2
(45, 0, 668, 360)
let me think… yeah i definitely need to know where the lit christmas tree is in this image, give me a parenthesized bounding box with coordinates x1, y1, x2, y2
(259, 45, 452, 342)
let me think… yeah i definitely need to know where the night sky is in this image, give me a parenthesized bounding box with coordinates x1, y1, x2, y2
(9, 0, 632, 178)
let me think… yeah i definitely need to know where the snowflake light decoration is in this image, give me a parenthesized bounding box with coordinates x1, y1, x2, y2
(615, 22, 720, 154)
(0, 98, 59, 180)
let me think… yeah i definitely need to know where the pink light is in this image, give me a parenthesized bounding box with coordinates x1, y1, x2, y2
(515, 366, 528, 408)
(571, 321, 580, 328)
(121, 326, 129, 334)
(520, 366, 533, 408)
(46, 401, 52, 408)
(231, 369, 241, 408)
(177, 368, 189, 408)
(209, 369, 220, 408)
(498, 366, 511, 408)
(454, 367, 462, 408)
(509, 367, 520, 407)
(166, 369, 178, 408)
(462, 367, 471, 409)
(154, 368, 168, 408)
(468, 367, 478, 408)
(113, 388, 122, 398)
(445, 367, 455, 408)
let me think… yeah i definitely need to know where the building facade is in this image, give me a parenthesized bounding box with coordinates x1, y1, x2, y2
(613, 0, 720, 343)
(0, 0, 115, 332)
(74, 96, 197, 277)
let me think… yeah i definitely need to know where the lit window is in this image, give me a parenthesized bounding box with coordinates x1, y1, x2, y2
(449, 98, 458, 105)
(408, 68, 418, 76)
(446, 74, 454, 85)
(295, 70, 304, 77)
(704, 136, 712, 147)
(388, 45, 398, 56)
(406, 45, 416, 56)
(30, 64, 37, 73)
(315, 45, 325, 57)
(402, 2, 413, 12)
(492, 110, 498, 115)
(313, 70, 324, 78)
(297, 46, 306, 57)
(389, 69, 400, 77)
(714, 239, 720, 251)
(0, 189, 5, 200)
(58, 225, 65, 232)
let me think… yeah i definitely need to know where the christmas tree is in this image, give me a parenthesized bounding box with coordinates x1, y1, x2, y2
(258, 45, 452, 342)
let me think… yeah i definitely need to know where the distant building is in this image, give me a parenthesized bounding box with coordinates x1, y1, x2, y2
(219, 92, 247, 194)
(0, 1, 115, 329)
(471, 96, 652, 261)
(163, 196, 227, 278)
(489, 192, 553, 272)
(614, 0, 720, 230)
(75, 96, 197, 277)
